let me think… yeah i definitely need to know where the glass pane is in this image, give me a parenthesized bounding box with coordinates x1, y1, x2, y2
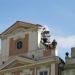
(16, 41, 23, 49)
(40, 72, 43, 75)
(44, 71, 48, 75)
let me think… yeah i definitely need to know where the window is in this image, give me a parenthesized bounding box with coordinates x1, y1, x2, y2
(40, 72, 43, 75)
(40, 71, 48, 75)
(16, 40, 23, 49)
(24, 74, 30, 75)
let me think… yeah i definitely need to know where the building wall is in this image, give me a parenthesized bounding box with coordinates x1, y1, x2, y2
(28, 31, 38, 51)
(1, 28, 42, 63)
(63, 70, 71, 75)
(63, 69, 75, 75)
(0, 54, 2, 65)
(20, 69, 32, 75)
(9, 33, 29, 56)
(63, 47, 75, 75)
(51, 63, 55, 75)
(37, 29, 42, 48)
(4, 72, 11, 75)
(0, 57, 60, 75)
(1, 38, 9, 62)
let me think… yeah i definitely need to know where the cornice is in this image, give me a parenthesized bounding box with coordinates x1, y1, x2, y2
(1, 21, 42, 36)
(0, 56, 59, 72)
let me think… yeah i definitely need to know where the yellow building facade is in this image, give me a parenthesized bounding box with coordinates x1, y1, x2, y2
(0, 21, 64, 75)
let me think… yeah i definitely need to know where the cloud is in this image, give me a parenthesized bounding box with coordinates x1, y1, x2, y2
(56, 35, 75, 49)
(54, 35, 75, 58)
(43, 25, 75, 59)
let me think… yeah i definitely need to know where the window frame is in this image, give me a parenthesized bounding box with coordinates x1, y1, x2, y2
(37, 67, 49, 75)
(16, 40, 23, 49)
(40, 71, 48, 75)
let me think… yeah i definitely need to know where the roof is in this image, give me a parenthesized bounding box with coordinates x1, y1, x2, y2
(0, 21, 42, 36)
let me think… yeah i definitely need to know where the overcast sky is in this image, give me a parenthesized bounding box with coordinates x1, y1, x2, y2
(0, 0, 75, 60)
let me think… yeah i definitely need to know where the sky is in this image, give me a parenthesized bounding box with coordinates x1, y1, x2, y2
(0, 0, 75, 60)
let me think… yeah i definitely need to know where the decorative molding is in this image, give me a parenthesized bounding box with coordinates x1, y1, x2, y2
(1, 21, 41, 36)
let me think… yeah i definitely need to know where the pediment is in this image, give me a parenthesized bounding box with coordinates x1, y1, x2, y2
(1, 60, 30, 70)
(0, 56, 35, 71)
(1, 21, 42, 36)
